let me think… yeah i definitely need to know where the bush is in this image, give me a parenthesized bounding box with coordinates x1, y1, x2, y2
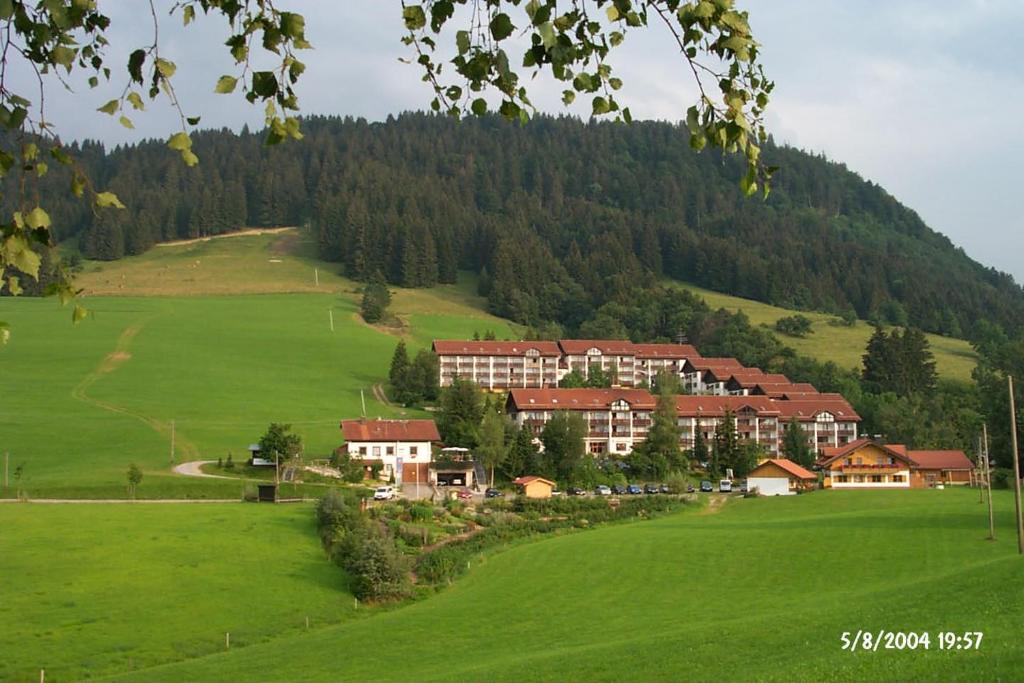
(225, 453, 235, 470)
(409, 503, 433, 522)
(991, 468, 1013, 490)
(743, 486, 760, 498)
(775, 314, 813, 338)
(345, 527, 410, 601)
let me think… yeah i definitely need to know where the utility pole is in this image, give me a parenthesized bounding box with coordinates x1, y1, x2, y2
(3, 451, 8, 489)
(1009, 376, 1023, 554)
(314, 268, 319, 287)
(984, 423, 995, 541)
(360, 389, 367, 418)
(170, 420, 175, 464)
(329, 309, 335, 332)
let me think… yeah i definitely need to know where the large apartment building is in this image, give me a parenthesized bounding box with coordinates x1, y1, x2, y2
(433, 339, 701, 389)
(505, 388, 860, 456)
(506, 388, 656, 455)
(432, 340, 561, 390)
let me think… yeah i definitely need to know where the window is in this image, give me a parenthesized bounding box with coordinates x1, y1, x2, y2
(386, 446, 394, 456)
(410, 446, 418, 456)
(853, 474, 864, 483)
(359, 446, 367, 456)
(855, 457, 863, 465)
(616, 443, 628, 452)
(870, 475, 882, 483)
(892, 475, 905, 483)
(372, 446, 380, 456)
(836, 475, 849, 483)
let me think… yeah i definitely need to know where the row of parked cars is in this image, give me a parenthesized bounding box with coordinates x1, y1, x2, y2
(698, 479, 747, 493)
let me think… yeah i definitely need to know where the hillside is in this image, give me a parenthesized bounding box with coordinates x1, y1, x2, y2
(15, 114, 1024, 339)
(6, 490, 1009, 682)
(0, 230, 516, 497)
(671, 282, 978, 382)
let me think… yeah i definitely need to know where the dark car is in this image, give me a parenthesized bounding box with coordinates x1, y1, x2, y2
(699, 480, 714, 492)
(626, 484, 643, 495)
(567, 487, 586, 496)
(686, 484, 696, 493)
(659, 484, 671, 494)
(644, 484, 659, 494)
(484, 488, 504, 498)
(611, 484, 627, 495)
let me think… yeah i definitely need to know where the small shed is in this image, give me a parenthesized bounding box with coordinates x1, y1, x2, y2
(256, 483, 278, 503)
(513, 476, 556, 499)
(249, 444, 275, 467)
(748, 459, 817, 496)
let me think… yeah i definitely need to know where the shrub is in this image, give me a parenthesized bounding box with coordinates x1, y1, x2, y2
(991, 468, 1012, 490)
(225, 453, 235, 470)
(743, 486, 760, 498)
(409, 503, 433, 522)
(346, 527, 410, 602)
(775, 314, 813, 338)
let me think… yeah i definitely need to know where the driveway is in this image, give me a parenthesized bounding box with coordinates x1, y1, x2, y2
(172, 460, 234, 479)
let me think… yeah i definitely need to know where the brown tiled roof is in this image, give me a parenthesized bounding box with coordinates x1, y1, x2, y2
(751, 458, 817, 480)
(908, 450, 974, 470)
(558, 339, 636, 355)
(340, 419, 441, 442)
(632, 343, 700, 359)
(674, 395, 781, 417)
(508, 388, 656, 411)
(432, 340, 561, 357)
(775, 398, 860, 421)
(682, 357, 744, 372)
(816, 439, 915, 467)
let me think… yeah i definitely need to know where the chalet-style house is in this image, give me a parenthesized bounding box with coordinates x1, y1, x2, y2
(505, 388, 860, 456)
(748, 458, 818, 495)
(339, 418, 440, 484)
(513, 476, 556, 498)
(817, 439, 975, 489)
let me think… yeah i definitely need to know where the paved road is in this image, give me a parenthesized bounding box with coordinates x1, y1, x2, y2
(172, 460, 235, 479)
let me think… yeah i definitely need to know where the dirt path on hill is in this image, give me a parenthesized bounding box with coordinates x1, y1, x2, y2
(700, 494, 729, 515)
(70, 316, 201, 461)
(372, 383, 393, 408)
(154, 226, 295, 248)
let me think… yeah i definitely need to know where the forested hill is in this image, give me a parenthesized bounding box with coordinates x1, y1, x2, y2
(24, 113, 1024, 336)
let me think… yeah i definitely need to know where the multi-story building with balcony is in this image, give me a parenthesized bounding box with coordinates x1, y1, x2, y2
(432, 340, 561, 390)
(505, 388, 656, 455)
(680, 358, 746, 394)
(556, 339, 639, 387)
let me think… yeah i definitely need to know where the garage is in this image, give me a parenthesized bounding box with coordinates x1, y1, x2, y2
(401, 462, 429, 486)
(430, 462, 475, 488)
(747, 458, 817, 496)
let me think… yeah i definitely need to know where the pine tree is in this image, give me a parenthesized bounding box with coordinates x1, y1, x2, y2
(781, 418, 814, 469)
(389, 341, 410, 400)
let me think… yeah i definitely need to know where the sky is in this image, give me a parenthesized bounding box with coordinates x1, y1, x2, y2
(14, 1, 1024, 283)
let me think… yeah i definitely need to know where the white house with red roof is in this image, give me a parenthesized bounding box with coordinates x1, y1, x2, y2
(748, 458, 818, 495)
(339, 418, 441, 485)
(432, 340, 561, 390)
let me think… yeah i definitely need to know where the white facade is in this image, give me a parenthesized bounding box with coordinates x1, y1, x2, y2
(748, 477, 792, 496)
(345, 439, 431, 484)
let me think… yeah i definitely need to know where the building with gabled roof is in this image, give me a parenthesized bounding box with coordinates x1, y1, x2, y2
(433, 340, 561, 390)
(339, 418, 441, 485)
(748, 458, 818, 495)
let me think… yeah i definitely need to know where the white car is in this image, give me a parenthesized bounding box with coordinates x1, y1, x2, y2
(373, 486, 395, 501)
(719, 479, 733, 493)
(594, 485, 612, 496)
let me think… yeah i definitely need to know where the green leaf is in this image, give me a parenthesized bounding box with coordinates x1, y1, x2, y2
(592, 96, 610, 115)
(561, 90, 575, 105)
(128, 49, 146, 83)
(95, 191, 126, 209)
(1, 235, 41, 279)
(25, 207, 51, 229)
(35, 161, 47, 177)
(181, 149, 199, 167)
(252, 71, 278, 98)
(72, 304, 88, 324)
(609, 77, 623, 91)
(126, 91, 145, 111)
(538, 21, 556, 48)
(489, 13, 514, 41)
(456, 30, 470, 55)
(119, 115, 134, 129)
(155, 58, 177, 78)
(52, 45, 75, 70)
(182, 5, 195, 25)
(471, 98, 487, 116)
(5, 276, 21, 296)
(0, 0, 13, 20)
(280, 12, 305, 40)
(402, 6, 426, 30)
(167, 132, 191, 151)
(71, 172, 85, 198)
(215, 75, 238, 94)
(97, 99, 119, 115)
(187, 116, 201, 126)
(739, 168, 757, 196)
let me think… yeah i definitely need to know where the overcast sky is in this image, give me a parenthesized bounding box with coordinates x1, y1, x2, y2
(18, 1, 1024, 282)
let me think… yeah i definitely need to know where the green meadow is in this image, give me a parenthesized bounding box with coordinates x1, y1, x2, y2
(0, 230, 515, 497)
(1, 489, 1017, 681)
(671, 281, 978, 382)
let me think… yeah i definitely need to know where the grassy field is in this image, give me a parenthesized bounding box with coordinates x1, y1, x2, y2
(0, 230, 516, 496)
(671, 281, 978, 382)
(0, 503, 359, 682)
(34, 488, 1010, 682)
